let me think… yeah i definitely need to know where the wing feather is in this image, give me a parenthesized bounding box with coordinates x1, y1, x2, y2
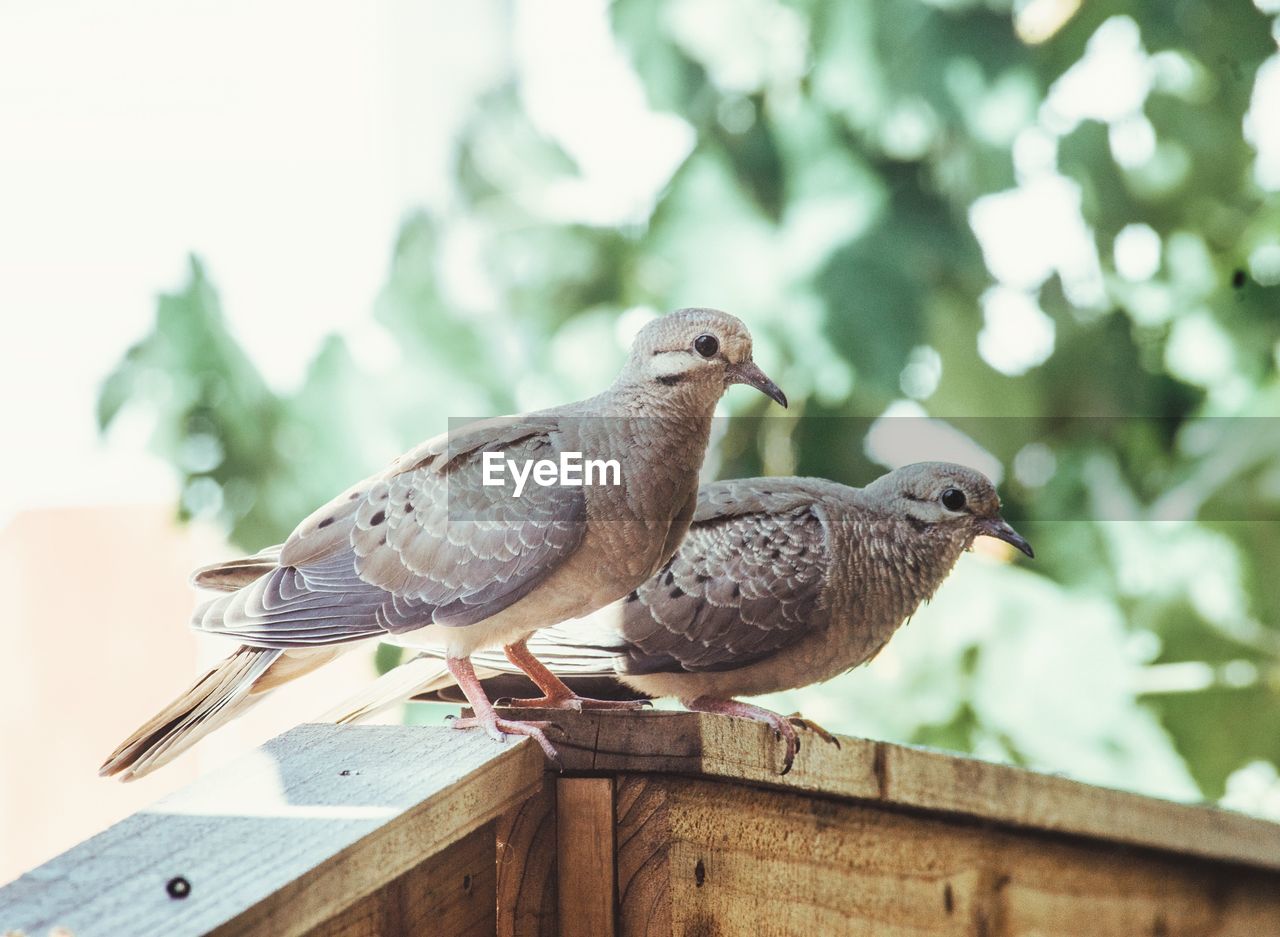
(195, 417, 586, 647)
(611, 482, 832, 674)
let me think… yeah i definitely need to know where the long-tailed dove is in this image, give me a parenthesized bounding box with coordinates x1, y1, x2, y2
(323, 463, 1033, 772)
(100, 309, 786, 780)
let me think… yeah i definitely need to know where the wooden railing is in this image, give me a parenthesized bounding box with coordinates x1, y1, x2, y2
(4, 709, 1280, 936)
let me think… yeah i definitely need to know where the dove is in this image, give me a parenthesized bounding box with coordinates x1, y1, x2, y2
(322, 463, 1033, 773)
(100, 309, 786, 780)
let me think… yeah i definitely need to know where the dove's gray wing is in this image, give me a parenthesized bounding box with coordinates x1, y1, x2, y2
(195, 417, 587, 647)
(604, 478, 833, 674)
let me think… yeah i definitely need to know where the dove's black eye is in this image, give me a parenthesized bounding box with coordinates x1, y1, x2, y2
(694, 334, 719, 358)
(941, 488, 966, 511)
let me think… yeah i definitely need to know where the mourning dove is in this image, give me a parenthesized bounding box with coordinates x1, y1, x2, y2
(323, 463, 1033, 772)
(100, 309, 786, 779)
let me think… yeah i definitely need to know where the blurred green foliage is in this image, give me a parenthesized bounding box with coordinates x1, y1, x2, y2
(100, 0, 1280, 810)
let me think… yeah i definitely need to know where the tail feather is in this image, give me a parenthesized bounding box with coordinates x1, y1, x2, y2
(315, 655, 463, 725)
(100, 644, 347, 781)
(99, 647, 281, 780)
(189, 545, 282, 593)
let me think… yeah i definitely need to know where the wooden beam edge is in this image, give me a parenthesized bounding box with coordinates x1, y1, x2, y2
(215, 729, 546, 937)
(0, 725, 547, 937)
(495, 708, 1280, 873)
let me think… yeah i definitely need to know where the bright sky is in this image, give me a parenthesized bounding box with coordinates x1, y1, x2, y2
(0, 1, 503, 520)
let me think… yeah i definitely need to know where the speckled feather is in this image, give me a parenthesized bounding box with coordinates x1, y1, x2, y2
(609, 480, 832, 675)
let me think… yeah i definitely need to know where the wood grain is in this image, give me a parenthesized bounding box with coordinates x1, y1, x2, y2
(496, 781, 558, 937)
(0, 725, 543, 937)
(614, 774, 1280, 937)
(614, 774, 674, 937)
(305, 823, 496, 937)
(495, 707, 1280, 872)
(556, 778, 616, 937)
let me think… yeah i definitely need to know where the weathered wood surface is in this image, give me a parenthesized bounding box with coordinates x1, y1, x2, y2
(614, 774, 1280, 937)
(305, 823, 496, 937)
(493, 708, 1280, 873)
(556, 778, 616, 937)
(0, 724, 542, 937)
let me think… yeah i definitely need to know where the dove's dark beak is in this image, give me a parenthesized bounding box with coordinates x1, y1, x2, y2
(729, 360, 788, 408)
(980, 517, 1034, 558)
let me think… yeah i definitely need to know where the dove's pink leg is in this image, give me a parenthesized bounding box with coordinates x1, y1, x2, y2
(501, 639, 649, 711)
(682, 697, 837, 775)
(445, 656, 561, 764)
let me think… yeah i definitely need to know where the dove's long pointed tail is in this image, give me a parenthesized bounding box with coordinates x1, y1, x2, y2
(316, 655, 461, 725)
(100, 645, 342, 781)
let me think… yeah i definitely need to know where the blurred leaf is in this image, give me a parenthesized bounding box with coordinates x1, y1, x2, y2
(376, 643, 406, 676)
(611, 0, 710, 113)
(1152, 685, 1280, 799)
(98, 256, 287, 547)
(712, 96, 785, 221)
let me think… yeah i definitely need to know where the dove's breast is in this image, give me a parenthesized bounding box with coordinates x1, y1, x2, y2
(395, 419, 708, 658)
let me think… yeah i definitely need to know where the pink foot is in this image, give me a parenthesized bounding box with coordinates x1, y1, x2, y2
(683, 697, 805, 774)
(448, 714, 562, 766)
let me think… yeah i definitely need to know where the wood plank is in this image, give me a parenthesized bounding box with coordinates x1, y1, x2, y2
(497, 707, 1280, 872)
(305, 823, 496, 937)
(0, 725, 543, 937)
(539, 707, 879, 801)
(614, 774, 1280, 937)
(495, 782, 558, 937)
(875, 742, 1280, 876)
(614, 774, 674, 937)
(556, 778, 616, 937)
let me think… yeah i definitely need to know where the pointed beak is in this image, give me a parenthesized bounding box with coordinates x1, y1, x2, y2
(728, 360, 788, 408)
(979, 516, 1034, 558)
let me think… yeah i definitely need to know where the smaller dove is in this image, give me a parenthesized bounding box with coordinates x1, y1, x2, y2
(323, 463, 1034, 772)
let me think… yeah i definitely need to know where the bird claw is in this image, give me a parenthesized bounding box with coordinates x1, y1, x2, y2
(770, 718, 800, 776)
(787, 713, 841, 749)
(448, 715, 563, 768)
(684, 698, 805, 775)
(747, 716, 798, 778)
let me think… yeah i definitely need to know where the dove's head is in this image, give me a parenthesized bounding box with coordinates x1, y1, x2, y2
(622, 308, 787, 408)
(866, 462, 1033, 558)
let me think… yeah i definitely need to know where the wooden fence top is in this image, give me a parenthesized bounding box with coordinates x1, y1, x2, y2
(1, 724, 544, 937)
(3, 710, 1278, 936)
(517, 707, 1280, 873)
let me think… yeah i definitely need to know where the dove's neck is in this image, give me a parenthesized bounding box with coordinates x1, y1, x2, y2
(572, 378, 716, 530)
(828, 498, 971, 630)
(603, 369, 727, 418)
(598, 378, 717, 464)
